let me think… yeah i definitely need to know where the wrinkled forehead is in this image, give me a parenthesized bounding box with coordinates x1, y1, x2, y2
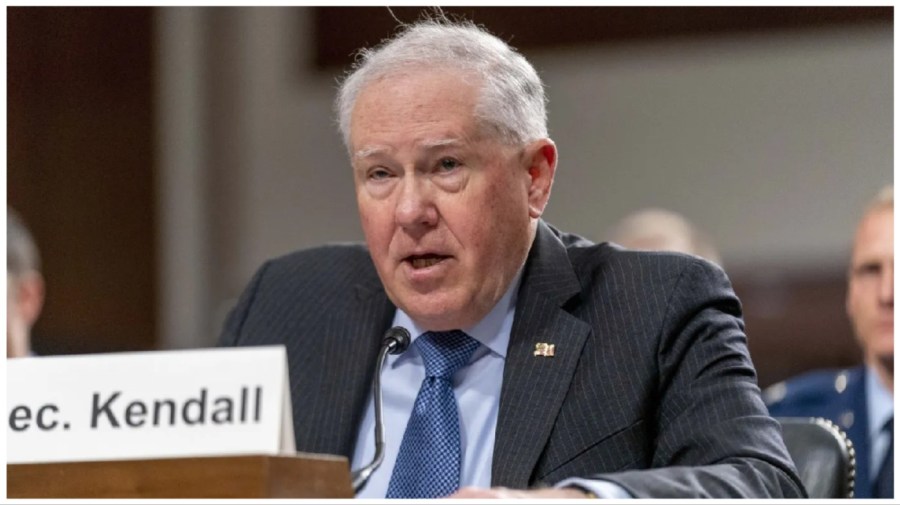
(859, 204, 893, 234)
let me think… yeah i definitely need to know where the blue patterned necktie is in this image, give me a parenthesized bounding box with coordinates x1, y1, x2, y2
(874, 417, 894, 498)
(386, 330, 480, 499)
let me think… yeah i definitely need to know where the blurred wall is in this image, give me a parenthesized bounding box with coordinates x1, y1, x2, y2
(158, 8, 889, 342)
(537, 28, 892, 269)
(8, 7, 158, 354)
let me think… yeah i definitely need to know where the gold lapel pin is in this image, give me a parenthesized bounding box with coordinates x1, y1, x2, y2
(534, 342, 555, 357)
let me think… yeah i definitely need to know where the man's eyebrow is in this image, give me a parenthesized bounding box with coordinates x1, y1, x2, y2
(353, 146, 389, 160)
(354, 138, 464, 160)
(420, 137, 463, 149)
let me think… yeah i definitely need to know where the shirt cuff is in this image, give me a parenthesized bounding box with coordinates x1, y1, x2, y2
(555, 476, 633, 499)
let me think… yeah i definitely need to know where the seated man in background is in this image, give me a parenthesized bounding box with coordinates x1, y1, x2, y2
(766, 186, 893, 498)
(220, 17, 803, 499)
(7, 208, 45, 358)
(608, 207, 722, 266)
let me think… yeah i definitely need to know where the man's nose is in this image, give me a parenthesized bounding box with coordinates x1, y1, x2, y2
(394, 176, 438, 231)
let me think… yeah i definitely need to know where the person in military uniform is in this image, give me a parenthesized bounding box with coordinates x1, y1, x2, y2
(8, 208, 44, 358)
(766, 185, 893, 498)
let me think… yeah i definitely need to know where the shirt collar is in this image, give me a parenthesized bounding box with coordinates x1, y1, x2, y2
(866, 365, 894, 438)
(390, 267, 523, 361)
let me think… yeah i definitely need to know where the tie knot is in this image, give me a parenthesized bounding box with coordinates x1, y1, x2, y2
(416, 330, 479, 379)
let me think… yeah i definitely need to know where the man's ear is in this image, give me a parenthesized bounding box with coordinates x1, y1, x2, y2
(523, 138, 558, 219)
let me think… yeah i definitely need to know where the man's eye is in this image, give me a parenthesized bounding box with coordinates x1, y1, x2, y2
(438, 158, 460, 171)
(368, 168, 392, 180)
(440, 158, 460, 170)
(859, 264, 882, 275)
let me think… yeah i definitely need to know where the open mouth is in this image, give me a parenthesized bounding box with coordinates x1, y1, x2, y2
(405, 254, 451, 269)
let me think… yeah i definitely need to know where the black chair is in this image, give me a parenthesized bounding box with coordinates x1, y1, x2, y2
(776, 417, 856, 498)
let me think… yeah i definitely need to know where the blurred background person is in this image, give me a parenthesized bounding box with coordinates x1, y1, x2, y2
(7, 208, 45, 358)
(608, 207, 723, 266)
(765, 185, 893, 498)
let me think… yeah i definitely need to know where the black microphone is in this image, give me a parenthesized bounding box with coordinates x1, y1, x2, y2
(350, 326, 411, 494)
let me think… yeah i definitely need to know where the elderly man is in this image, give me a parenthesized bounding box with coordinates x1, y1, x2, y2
(767, 186, 893, 498)
(7, 208, 45, 358)
(220, 19, 802, 498)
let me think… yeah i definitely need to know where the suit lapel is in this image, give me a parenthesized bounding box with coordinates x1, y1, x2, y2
(492, 221, 591, 487)
(345, 281, 397, 457)
(299, 267, 395, 458)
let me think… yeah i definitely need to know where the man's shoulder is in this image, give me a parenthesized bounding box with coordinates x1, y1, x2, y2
(258, 242, 378, 288)
(270, 242, 371, 265)
(567, 239, 701, 267)
(558, 230, 712, 286)
(763, 366, 864, 413)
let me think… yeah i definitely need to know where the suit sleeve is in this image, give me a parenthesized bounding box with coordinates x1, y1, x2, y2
(597, 259, 806, 498)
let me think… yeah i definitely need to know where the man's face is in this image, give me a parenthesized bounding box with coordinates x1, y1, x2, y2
(846, 205, 894, 365)
(7, 277, 23, 357)
(349, 69, 554, 330)
(7, 271, 43, 358)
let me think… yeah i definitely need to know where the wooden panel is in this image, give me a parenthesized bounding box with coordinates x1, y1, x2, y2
(7, 7, 157, 354)
(8, 454, 353, 498)
(313, 7, 892, 69)
(733, 269, 861, 389)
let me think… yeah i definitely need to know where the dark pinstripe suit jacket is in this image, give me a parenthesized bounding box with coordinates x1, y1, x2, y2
(219, 221, 805, 498)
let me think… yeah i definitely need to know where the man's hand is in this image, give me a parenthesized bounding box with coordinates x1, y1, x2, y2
(449, 486, 593, 499)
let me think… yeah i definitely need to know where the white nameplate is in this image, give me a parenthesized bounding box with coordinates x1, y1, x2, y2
(7, 346, 295, 463)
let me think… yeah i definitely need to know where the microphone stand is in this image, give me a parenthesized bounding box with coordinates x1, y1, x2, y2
(350, 327, 410, 494)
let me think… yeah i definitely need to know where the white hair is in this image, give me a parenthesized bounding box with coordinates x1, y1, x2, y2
(335, 19, 548, 150)
(8, 207, 41, 276)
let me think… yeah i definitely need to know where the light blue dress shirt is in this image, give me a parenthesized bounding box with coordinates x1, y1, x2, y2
(866, 366, 893, 481)
(351, 269, 630, 498)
